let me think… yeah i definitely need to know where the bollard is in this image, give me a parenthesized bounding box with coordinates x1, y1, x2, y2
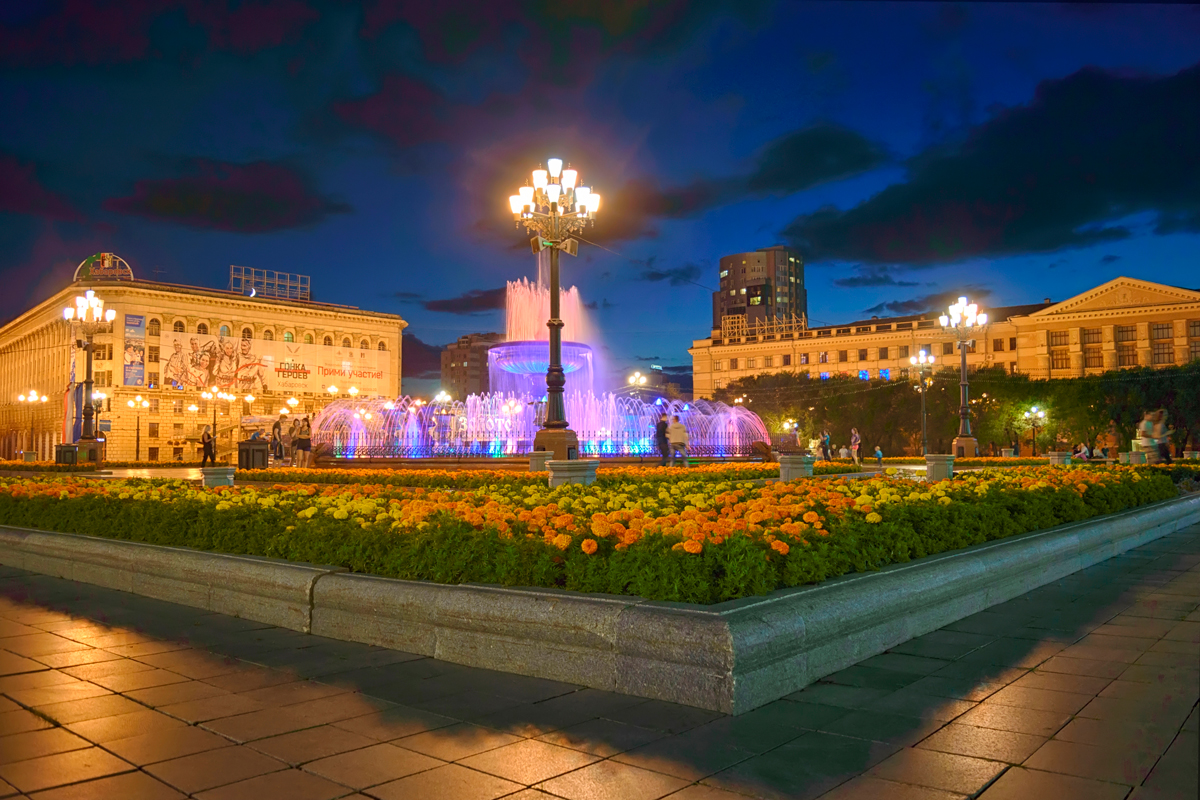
(547, 460, 599, 487)
(1046, 451, 1073, 466)
(201, 466, 236, 488)
(925, 454, 955, 482)
(1126, 452, 1147, 465)
(529, 451, 552, 472)
(1001, 448, 1015, 458)
(778, 454, 817, 481)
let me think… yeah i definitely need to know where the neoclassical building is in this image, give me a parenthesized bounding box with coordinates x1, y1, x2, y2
(0, 264, 407, 461)
(690, 277, 1200, 398)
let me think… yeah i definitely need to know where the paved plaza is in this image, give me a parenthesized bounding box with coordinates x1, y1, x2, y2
(1, 529, 1197, 799)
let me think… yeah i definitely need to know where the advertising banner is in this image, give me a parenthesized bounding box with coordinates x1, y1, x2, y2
(123, 314, 146, 387)
(160, 332, 390, 396)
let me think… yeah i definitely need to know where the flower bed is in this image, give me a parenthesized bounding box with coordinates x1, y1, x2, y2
(0, 465, 1178, 604)
(0, 461, 98, 473)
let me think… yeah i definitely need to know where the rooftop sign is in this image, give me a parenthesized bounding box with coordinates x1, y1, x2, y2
(74, 253, 134, 282)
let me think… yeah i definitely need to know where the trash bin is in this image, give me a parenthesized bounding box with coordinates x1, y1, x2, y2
(55, 444, 78, 465)
(237, 440, 270, 470)
(21, 450, 38, 462)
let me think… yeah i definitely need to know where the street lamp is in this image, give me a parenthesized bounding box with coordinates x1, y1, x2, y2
(1024, 406, 1047, 456)
(201, 387, 237, 461)
(126, 395, 149, 460)
(627, 371, 648, 386)
(908, 349, 937, 455)
(62, 290, 116, 460)
(17, 391, 49, 459)
(509, 155, 600, 460)
(938, 296, 989, 457)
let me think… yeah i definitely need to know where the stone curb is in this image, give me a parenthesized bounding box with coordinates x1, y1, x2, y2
(1, 494, 1198, 714)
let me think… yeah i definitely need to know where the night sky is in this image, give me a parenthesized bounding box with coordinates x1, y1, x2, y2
(3, 1, 1199, 395)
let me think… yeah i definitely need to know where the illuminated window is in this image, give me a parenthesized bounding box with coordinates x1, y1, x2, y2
(800, 353, 809, 364)
(818, 352, 828, 364)
(304, 334, 313, 344)
(219, 325, 230, 337)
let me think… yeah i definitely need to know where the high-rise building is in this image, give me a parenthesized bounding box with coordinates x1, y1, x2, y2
(441, 333, 504, 399)
(712, 245, 807, 329)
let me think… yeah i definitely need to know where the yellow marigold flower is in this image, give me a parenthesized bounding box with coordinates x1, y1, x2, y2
(683, 540, 703, 554)
(552, 533, 572, 550)
(938, 496, 952, 505)
(581, 538, 598, 555)
(865, 512, 883, 523)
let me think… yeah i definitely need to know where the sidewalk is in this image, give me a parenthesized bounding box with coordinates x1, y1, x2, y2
(1, 527, 1197, 799)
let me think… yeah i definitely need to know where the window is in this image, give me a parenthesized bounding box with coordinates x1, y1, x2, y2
(239, 327, 251, 339)
(148, 345, 159, 363)
(1051, 350, 1070, 370)
(1153, 342, 1174, 365)
(341, 337, 351, 348)
(1049, 331, 1069, 347)
(172, 399, 183, 414)
(263, 329, 273, 341)
(818, 352, 828, 364)
(858, 370, 869, 381)
(747, 357, 757, 369)
(800, 353, 809, 365)
(360, 339, 369, 350)
(197, 323, 209, 335)
(148, 371, 159, 388)
(720, 269, 729, 278)
(1151, 323, 1173, 340)
(198, 400, 208, 415)
(942, 342, 954, 356)
(838, 350, 848, 362)
(1190, 321, 1200, 338)
(1085, 348, 1103, 368)
(147, 422, 159, 438)
(857, 349, 867, 361)
(149, 398, 160, 413)
(1118, 346, 1138, 367)
(898, 345, 909, 359)
(304, 334, 313, 344)
(1192, 341, 1200, 361)
(712, 360, 722, 372)
(749, 297, 762, 305)
(729, 358, 738, 369)
(1082, 328, 1101, 345)
(1115, 325, 1136, 343)
(147, 447, 159, 461)
(219, 325, 230, 337)
(147, 319, 160, 336)
(993, 339, 1005, 352)
(878, 347, 888, 360)
(378, 341, 387, 351)
(1009, 337, 1017, 350)
(763, 356, 773, 368)
(837, 328, 851, 335)
(323, 336, 333, 347)
(715, 378, 725, 389)
(173, 320, 184, 333)
(172, 446, 183, 460)
(782, 354, 791, 367)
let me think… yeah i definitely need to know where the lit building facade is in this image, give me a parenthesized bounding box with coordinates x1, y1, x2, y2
(441, 332, 505, 399)
(691, 277, 1200, 398)
(0, 270, 407, 461)
(712, 245, 807, 329)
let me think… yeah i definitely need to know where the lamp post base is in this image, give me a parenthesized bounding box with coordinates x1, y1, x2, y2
(952, 436, 978, 458)
(533, 427, 579, 461)
(76, 439, 105, 464)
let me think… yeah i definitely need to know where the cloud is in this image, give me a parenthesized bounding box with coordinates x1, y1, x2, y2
(422, 287, 505, 315)
(393, 291, 423, 303)
(332, 75, 446, 148)
(401, 333, 443, 380)
(105, 159, 350, 233)
(863, 286, 993, 316)
(0, 153, 80, 221)
(832, 267, 919, 288)
(583, 298, 615, 310)
(1099, 254, 1121, 264)
(635, 355, 660, 361)
(785, 63, 1200, 265)
(636, 263, 702, 287)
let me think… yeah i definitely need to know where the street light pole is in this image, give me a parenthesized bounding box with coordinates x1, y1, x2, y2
(1024, 407, 1046, 456)
(63, 291, 115, 463)
(17, 392, 49, 459)
(127, 395, 149, 461)
(938, 296, 989, 457)
(908, 350, 936, 456)
(509, 157, 600, 460)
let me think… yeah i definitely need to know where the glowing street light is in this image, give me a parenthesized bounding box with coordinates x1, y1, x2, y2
(126, 395, 150, 460)
(1024, 406, 1047, 456)
(909, 349, 937, 456)
(627, 371, 648, 386)
(62, 290, 116, 452)
(939, 295, 989, 457)
(17, 391, 48, 459)
(509, 154, 601, 459)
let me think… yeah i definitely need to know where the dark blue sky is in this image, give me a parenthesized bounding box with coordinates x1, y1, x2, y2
(3, 1, 1199, 393)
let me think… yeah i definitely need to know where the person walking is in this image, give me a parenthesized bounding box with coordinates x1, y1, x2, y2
(850, 428, 861, 466)
(271, 414, 285, 461)
(820, 429, 832, 462)
(1153, 410, 1174, 465)
(284, 419, 296, 464)
(667, 415, 690, 467)
(200, 425, 215, 467)
(873, 445, 883, 467)
(655, 413, 670, 466)
(294, 417, 312, 468)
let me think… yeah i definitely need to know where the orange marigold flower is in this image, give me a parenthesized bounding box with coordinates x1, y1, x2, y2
(802, 511, 820, 524)
(581, 538, 598, 555)
(552, 533, 572, 550)
(683, 540, 703, 554)
(771, 540, 790, 555)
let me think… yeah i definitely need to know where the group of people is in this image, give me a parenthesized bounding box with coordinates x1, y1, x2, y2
(1138, 409, 1175, 465)
(655, 414, 691, 467)
(198, 413, 313, 468)
(803, 427, 882, 466)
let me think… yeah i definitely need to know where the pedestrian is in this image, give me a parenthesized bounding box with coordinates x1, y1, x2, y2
(200, 425, 215, 467)
(837, 444, 850, 459)
(294, 417, 312, 468)
(1138, 411, 1157, 463)
(284, 419, 296, 464)
(667, 415, 690, 467)
(850, 427, 861, 466)
(873, 445, 883, 467)
(1153, 410, 1174, 465)
(271, 414, 285, 460)
(655, 413, 670, 467)
(820, 429, 832, 462)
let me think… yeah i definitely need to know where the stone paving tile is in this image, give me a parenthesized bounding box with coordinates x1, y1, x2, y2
(538, 759, 689, 800)
(816, 775, 968, 799)
(0, 746, 134, 794)
(867, 747, 1007, 795)
(915, 722, 1047, 764)
(193, 768, 349, 800)
(367, 763, 523, 800)
(301, 741, 443, 789)
(104, 724, 234, 765)
(27, 770, 185, 799)
(143, 745, 286, 794)
(977, 766, 1130, 799)
(461, 738, 600, 784)
(0, 727, 91, 765)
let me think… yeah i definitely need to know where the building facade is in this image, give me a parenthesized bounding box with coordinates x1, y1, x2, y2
(712, 245, 807, 329)
(0, 270, 407, 462)
(691, 277, 1200, 398)
(441, 332, 505, 399)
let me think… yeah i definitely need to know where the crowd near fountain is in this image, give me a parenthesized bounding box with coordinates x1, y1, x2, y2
(313, 261, 769, 459)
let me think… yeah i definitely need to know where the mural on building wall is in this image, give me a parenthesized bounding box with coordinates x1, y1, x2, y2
(159, 333, 389, 395)
(123, 314, 145, 387)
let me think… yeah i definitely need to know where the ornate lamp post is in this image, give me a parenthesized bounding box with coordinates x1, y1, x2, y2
(62, 290, 116, 462)
(1024, 406, 1046, 456)
(938, 296, 989, 457)
(201, 387, 237, 461)
(509, 157, 601, 460)
(126, 395, 149, 460)
(908, 349, 937, 456)
(17, 391, 49, 459)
